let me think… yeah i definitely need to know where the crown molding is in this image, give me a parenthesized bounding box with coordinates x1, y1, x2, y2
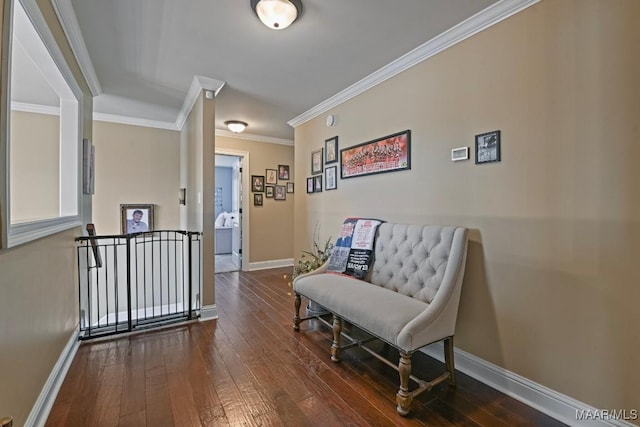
(93, 112, 179, 131)
(11, 101, 60, 115)
(50, 0, 102, 96)
(287, 0, 540, 128)
(215, 129, 294, 146)
(175, 75, 225, 130)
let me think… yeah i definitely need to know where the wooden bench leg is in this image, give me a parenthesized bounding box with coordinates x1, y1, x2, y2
(293, 294, 301, 331)
(444, 337, 456, 386)
(396, 351, 413, 416)
(331, 315, 342, 362)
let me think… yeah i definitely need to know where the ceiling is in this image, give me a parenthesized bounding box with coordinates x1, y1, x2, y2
(64, 0, 500, 140)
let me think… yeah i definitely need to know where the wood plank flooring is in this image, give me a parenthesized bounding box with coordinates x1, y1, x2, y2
(46, 267, 566, 426)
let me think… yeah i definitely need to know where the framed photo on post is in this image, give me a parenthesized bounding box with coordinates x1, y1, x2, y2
(252, 175, 265, 192)
(307, 177, 314, 193)
(340, 129, 411, 179)
(475, 130, 501, 164)
(325, 136, 338, 164)
(325, 165, 337, 190)
(266, 169, 278, 185)
(120, 204, 154, 234)
(311, 148, 323, 175)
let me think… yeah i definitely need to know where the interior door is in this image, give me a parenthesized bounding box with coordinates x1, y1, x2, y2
(231, 158, 242, 268)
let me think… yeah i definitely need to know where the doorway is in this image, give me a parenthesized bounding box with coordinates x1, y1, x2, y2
(214, 151, 247, 273)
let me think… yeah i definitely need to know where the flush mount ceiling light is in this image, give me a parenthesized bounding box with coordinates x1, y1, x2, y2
(225, 120, 248, 133)
(250, 0, 303, 30)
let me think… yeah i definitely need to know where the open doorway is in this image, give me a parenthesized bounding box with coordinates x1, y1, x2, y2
(214, 153, 244, 273)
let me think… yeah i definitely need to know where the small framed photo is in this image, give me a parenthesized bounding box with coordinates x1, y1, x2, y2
(475, 130, 501, 164)
(254, 193, 263, 206)
(265, 186, 274, 198)
(325, 165, 337, 190)
(311, 148, 323, 175)
(275, 185, 286, 200)
(266, 169, 278, 185)
(252, 175, 265, 192)
(287, 182, 294, 193)
(307, 177, 314, 193)
(121, 204, 154, 234)
(278, 164, 290, 180)
(314, 175, 323, 192)
(451, 146, 469, 162)
(325, 136, 338, 164)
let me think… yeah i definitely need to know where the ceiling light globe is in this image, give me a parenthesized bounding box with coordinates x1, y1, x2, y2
(225, 121, 248, 133)
(256, 0, 298, 30)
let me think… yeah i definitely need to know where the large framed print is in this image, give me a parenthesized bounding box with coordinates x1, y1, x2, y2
(340, 130, 411, 179)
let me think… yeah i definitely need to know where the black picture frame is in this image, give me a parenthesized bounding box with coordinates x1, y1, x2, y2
(254, 193, 263, 206)
(340, 129, 411, 179)
(287, 182, 294, 193)
(325, 136, 338, 165)
(265, 186, 274, 198)
(278, 164, 290, 180)
(325, 165, 337, 190)
(314, 175, 323, 192)
(251, 175, 265, 192)
(266, 169, 278, 185)
(306, 177, 314, 193)
(311, 148, 323, 175)
(274, 185, 286, 200)
(475, 130, 501, 164)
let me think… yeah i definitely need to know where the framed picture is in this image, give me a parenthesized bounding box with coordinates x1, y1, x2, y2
(287, 182, 294, 193)
(314, 175, 323, 192)
(325, 165, 337, 190)
(274, 185, 286, 200)
(325, 136, 338, 164)
(120, 204, 154, 234)
(475, 130, 501, 164)
(252, 175, 265, 192)
(278, 164, 290, 180)
(265, 186, 275, 198)
(254, 193, 263, 206)
(340, 129, 411, 179)
(266, 169, 278, 185)
(311, 148, 323, 175)
(307, 177, 314, 193)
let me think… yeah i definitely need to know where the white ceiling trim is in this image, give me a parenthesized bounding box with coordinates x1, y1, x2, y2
(215, 129, 294, 146)
(175, 75, 226, 131)
(50, 0, 102, 96)
(287, 0, 540, 128)
(11, 101, 60, 116)
(94, 112, 179, 131)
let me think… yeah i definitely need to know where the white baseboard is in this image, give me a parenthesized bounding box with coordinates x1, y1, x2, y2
(422, 342, 636, 427)
(199, 304, 218, 322)
(25, 329, 80, 427)
(247, 258, 293, 271)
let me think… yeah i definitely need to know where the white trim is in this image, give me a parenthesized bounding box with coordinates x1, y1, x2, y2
(422, 342, 636, 427)
(216, 129, 293, 146)
(247, 258, 294, 271)
(287, 0, 540, 128)
(8, 216, 81, 246)
(200, 304, 218, 321)
(94, 112, 178, 131)
(10, 101, 59, 115)
(25, 329, 80, 427)
(175, 75, 225, 131)
(50, 0, 101, 96)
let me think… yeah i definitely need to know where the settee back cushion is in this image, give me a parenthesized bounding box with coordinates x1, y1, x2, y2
(371, 223, 458, 303)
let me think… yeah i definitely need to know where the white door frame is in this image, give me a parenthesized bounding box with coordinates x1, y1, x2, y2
(215, 148, 249, 271)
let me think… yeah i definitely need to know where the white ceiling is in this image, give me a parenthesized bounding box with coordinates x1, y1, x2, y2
(64, 0, 501, 139)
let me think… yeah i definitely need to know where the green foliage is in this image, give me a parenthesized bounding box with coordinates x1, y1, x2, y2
(292, 225, 333, 279)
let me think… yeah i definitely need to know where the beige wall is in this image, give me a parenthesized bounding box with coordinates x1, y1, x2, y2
(216, 136, 294, 263)
(181, 92, 215, 306)
(10, 111, 60, 222)
(294, 0, 639, 413)
(92, 121, 180, 234)
(0, 0, 93, 424)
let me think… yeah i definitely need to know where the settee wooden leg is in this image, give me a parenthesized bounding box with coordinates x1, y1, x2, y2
(331, 315, 342, 362)
(293, 294, 301, 331)
(396, 351, 413, 416)
(444, 337, 456, 386)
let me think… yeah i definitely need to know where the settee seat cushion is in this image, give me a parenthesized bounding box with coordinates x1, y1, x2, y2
(294, 273, 428, 347)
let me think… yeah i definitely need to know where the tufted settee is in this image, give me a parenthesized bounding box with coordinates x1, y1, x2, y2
(293, 222, 469, 415)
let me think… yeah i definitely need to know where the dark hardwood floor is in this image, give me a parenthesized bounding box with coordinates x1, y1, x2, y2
(46, 267, 566, 426)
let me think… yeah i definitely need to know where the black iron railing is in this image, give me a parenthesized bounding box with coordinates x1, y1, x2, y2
(76, 229, 202, 340)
